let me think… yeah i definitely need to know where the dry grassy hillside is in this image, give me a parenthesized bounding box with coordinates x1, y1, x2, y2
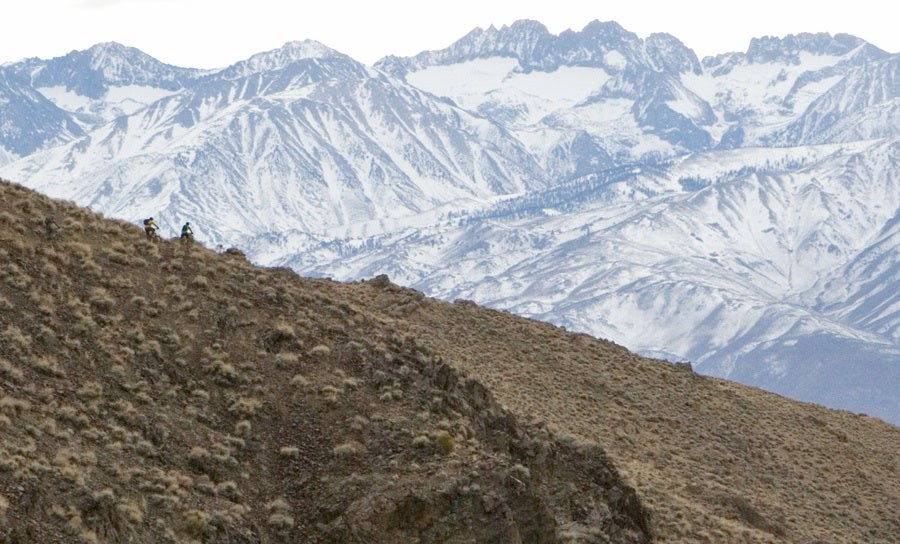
(0, 179, 651, 543)
(0, 177, 897, 544)
(334, 278, 900, 543)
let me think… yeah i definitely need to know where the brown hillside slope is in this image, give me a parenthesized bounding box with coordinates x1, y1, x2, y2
(332, 281, 900, 543)
(0, 178, 653, 543)
(1, 178, 898, 543)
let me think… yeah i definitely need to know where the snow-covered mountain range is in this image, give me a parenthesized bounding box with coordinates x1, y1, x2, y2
(1, 21, 897, 424)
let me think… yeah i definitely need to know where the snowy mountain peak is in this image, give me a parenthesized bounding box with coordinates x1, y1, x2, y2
(746, 32, 873, 61)
(227, 40, 353, 77)
(644, 32, 702, 74)
(9, 41, 201, 100)
(449, 18, 552, 53)
(484, 18, 551, 40)
(380, 19, 554, 74)
(377, 19, 672, 78)
(575, 20, 640, 49)
(84, 41, 152, 66)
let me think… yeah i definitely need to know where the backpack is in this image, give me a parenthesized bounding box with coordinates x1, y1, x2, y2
(143, 218, 152, 227)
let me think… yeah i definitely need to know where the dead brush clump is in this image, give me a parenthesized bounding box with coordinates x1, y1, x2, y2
(64, 241, 103, 278)
(109, 399, 140, 424)
(273, 351, 300, 369)
(227, 395, 262, 418)
(215, 479, 242, 502)
(319, 384, 343, 404)
(30, 355, 66, 378)
(186, 447, 215, 477)
(211, 303, 241, 332)
(103, 275, 135, 292)
(339, 374, 361, 391)
(55, 404, 91, 430)
(76, 381, 104, 403)
(189, 275, 209, 289)
(377, 378, 403, 402)
(52, 448, 92, 485)
(0, 396, 31, 419)
(97, 244, 134, 267)
(129, 334, 162, 365)
(69, 486, 143, 542)
(332, 440, 365, 457)
(0, 324, 32, 357)
(233, 419, 252, 437)
(36, 267, 61, 293)
(50, 504, 97, 544)
(0, 210, 15, 227)
(209, 441, 239, 467)
(31, 294, 58, 319)
(411, 429, 455, 456)
(128, 294, 149, 309)
(258, 322, 299, 353)
(150, 326, 182, 350)
(185, 447, 239, 492)
(60, 217, 84, 235)
(163, 277, 186, 299)
(181, 508, 210, 539)
(0, 358, 24, 383)
(265, 497, 294, 531)
(202, 353, 243, 386)
(278, 446, 299, 458)
(132, 238, 161, 259)
(88, 287, 116, 313)
(1, 261, 31, 290)
(349, 414, 369, 431)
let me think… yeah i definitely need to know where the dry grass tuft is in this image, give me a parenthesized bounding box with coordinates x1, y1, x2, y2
(332, 440, 365, 456)
(266, 498, 294, 530)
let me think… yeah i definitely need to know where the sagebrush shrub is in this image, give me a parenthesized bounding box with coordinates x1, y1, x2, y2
(332, 441, 364, 456)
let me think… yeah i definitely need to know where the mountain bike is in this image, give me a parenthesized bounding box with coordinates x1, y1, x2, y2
(145, 227, 161, 242)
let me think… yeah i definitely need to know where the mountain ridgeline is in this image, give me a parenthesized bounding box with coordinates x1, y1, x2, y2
(0, 21, 897, 426)
(2, 179, 899, 542)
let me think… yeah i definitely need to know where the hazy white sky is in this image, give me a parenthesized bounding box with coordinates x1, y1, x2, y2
(4, 0, 897, 68)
